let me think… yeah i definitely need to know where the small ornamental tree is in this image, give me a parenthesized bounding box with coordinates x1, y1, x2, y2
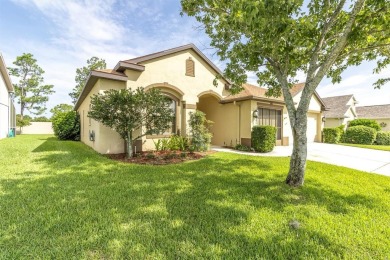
(88, 87, 174, 158)
(188, 110, 213, 151)
(16, 114, 31, 132)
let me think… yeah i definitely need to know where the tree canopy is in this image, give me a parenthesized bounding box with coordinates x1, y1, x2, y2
(50, 103, 74, 118)
(9, 53, 55, 118)
(88, 87, 175, 158)
(181, 0, 389, 186)
(69, 57, 106, 104)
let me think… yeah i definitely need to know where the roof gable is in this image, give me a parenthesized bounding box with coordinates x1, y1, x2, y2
(322, 94, 354, 118)
(74, 69, 127, 110)
(114, 44, 231, 84)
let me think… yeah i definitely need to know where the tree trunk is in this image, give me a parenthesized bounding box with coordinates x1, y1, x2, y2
(286, 118, 308, 187)
(126, 132, 133, 159)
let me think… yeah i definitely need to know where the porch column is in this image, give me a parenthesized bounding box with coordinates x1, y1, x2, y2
(181, 102, 197, 136)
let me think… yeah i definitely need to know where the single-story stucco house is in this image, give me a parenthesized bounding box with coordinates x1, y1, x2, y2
(356, 104, 390, 131)
(0, 53, 16, 139)
(75, 44, 325, 154)
(322, 94, 358, 129)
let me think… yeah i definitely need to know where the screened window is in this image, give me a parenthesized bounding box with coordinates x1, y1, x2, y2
(257, 108, 282, 140)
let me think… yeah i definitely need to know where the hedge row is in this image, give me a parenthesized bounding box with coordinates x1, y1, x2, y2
(344, 126, 377, 145)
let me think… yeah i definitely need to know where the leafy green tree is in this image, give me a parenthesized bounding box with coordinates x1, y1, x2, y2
(16, 114, 31, 132)
(69, 57, 106, 104)
(9, 53, 55, 120)
(181, 0, 389, 186)
(88, 87, 174, 158)
(50, 104, 74, 118)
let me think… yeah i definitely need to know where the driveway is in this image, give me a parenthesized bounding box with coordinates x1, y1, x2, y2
(212, 143, 390, 177)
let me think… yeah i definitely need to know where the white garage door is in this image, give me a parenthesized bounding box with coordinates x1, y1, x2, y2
(307, 113, 318, 142)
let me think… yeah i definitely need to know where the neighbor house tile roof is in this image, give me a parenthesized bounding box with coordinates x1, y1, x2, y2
(322, 94, 354, 118)
(356, 104, 390, 119)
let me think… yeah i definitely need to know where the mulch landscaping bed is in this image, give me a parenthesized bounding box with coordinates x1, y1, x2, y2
(106, 150, 217, 165)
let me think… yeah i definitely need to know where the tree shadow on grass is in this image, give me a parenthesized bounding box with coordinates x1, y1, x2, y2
(1, 139, 388, 258)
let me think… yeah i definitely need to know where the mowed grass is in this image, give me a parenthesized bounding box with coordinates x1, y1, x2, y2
(340, 143, 390, 151)
(0, 135, 389, 259)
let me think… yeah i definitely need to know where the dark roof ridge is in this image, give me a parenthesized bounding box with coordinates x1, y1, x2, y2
(322, 94, 354, 99)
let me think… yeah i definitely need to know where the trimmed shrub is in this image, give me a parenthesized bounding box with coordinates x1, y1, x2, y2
(251, 126, 276, 152)
(376, 131, 390, 145)
(52, 111, 80, 141)
(348, 119, 381, 131)
(323, 128, 341, 143)
(188, 110, 213, 151)
(344, 125, 377, 144)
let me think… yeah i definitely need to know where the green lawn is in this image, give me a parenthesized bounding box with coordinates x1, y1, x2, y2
(340, 143, 390, 151)
(1, 135, 389, 259)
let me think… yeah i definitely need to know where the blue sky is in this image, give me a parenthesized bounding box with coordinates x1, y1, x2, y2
(1, 0, 389, 117)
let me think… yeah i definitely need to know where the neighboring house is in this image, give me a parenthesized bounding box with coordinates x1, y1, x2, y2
(322, 94, 358, 128)
(356, 104, 390, 131)
(0, 53, 16, 139)
(75, 44, 325, 154)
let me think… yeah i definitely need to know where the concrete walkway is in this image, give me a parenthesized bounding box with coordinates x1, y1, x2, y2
(212, 143, 390, 177)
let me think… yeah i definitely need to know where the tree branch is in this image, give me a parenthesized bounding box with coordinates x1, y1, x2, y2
(307, 0, 347, 77)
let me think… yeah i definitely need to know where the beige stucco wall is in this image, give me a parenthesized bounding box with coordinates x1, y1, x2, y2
(78, 79, 126, 154)
(325, 118, 344, 128)
(197, 96, 240, 146)
(376, 119, 390, 132)
(125, 49, 229, 103)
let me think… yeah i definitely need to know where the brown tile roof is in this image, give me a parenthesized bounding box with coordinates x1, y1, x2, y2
(222, 83, 285, 103)
(74, 70, 128, 110)
(356, 104, 390, 119)
(290, 82, 305, 97)
(322, 95, 354, 118)
(221, 83, 326, 109)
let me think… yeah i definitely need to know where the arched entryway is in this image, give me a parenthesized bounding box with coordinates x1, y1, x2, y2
(197, 91, 227, 146)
